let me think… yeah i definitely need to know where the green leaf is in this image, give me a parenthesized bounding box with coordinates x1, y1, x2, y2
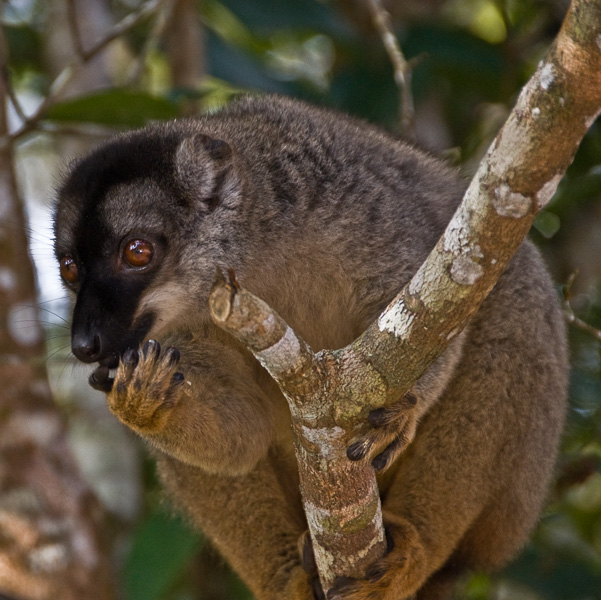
(4, 23, 43, 71)
(45, 89, 181, 127)
(533, 211, 561, 239)
(124, 508, 202, 600)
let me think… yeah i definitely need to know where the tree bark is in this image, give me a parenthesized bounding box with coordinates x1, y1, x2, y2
(0, 30, 115, 600)
(209, 0, 601, 593)
(165, 0, 205, 90)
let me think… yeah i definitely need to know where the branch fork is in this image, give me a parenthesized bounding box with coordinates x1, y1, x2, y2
(209, 0, 601, 591)
(210, 268, 387, 591)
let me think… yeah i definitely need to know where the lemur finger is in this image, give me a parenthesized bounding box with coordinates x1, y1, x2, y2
(171, 372, 185, 386)
(312, 578, 326, 600)
(346, 437, 374, 462)
(122, 347, 139, 375)
(298, 531, 325, 600)
(347, 392, 418, 464)
(142, 339, 161, 359)
(89, 365, 114, 392)
(373, 414, 418, 472)
(322, 526, 396, 599)
(347, 424, 412, 469)
(364, 528, 395, 583)
(347, 422, 401, 463)
(158, 348, 184, 397)
(161, 373, 186, 407)
(165, 346, 180, 366)
(299, 530, 318, 576)
(368, 392, 417, 428)
(326, 576, 360, 600)
(371, 434, 409, 472)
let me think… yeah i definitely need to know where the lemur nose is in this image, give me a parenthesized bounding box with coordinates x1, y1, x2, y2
(72, 332, 102, 363)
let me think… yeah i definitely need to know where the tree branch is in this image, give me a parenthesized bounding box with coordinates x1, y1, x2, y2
(210, 0, 601, 593)
(0, 0, 168, 147)
(356, 0, 601, 392)
(164, 0, 205, 90)
(124, 0, 176, 86)
(0, 27, 115, 600)
(66, 0, 85, 58)
(210, 269, 386, 591)
(562, 271, 601, 342)
(365, 0, 415, 138)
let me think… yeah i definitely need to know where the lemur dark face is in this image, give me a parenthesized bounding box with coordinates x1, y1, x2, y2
(55, 141, 177, 367)
(54, 125, 235, 370)
(56, 210, 163, 367)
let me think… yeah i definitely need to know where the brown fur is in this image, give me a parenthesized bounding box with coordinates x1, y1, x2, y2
(53, 95, 568, 599)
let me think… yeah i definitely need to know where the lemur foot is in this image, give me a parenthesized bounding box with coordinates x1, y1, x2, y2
(346, 392, 418, 472)
(299, 527, 403, 600)
(325, 518, 422, 600)
(299, 531, 326, 600)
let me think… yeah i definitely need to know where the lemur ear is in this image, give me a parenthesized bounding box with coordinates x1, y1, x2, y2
(174, 133, 237, 211)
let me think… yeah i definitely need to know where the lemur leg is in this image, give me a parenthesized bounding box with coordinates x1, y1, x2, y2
(156, 452, 315, 600)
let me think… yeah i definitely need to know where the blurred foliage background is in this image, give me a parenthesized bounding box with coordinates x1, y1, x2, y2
(2, 0, 601, 598)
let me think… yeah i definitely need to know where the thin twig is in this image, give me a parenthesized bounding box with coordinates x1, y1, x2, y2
(80, 0, 167, 62)
(562, 271, 601, 342)
(365, 0, 415, 138)
(1, 66, 27, 123)
(66, 0, 85, 57)
(0, 0, 168, 147)
(564, 310, 601, 341)
(125, 0, 176, 86)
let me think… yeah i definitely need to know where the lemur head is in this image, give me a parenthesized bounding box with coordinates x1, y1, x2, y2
(54, 123, 241, 366)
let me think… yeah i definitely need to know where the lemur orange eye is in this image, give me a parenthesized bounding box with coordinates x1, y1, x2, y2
(124, 239, 154, 268)
(59, 255, 79, 285)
